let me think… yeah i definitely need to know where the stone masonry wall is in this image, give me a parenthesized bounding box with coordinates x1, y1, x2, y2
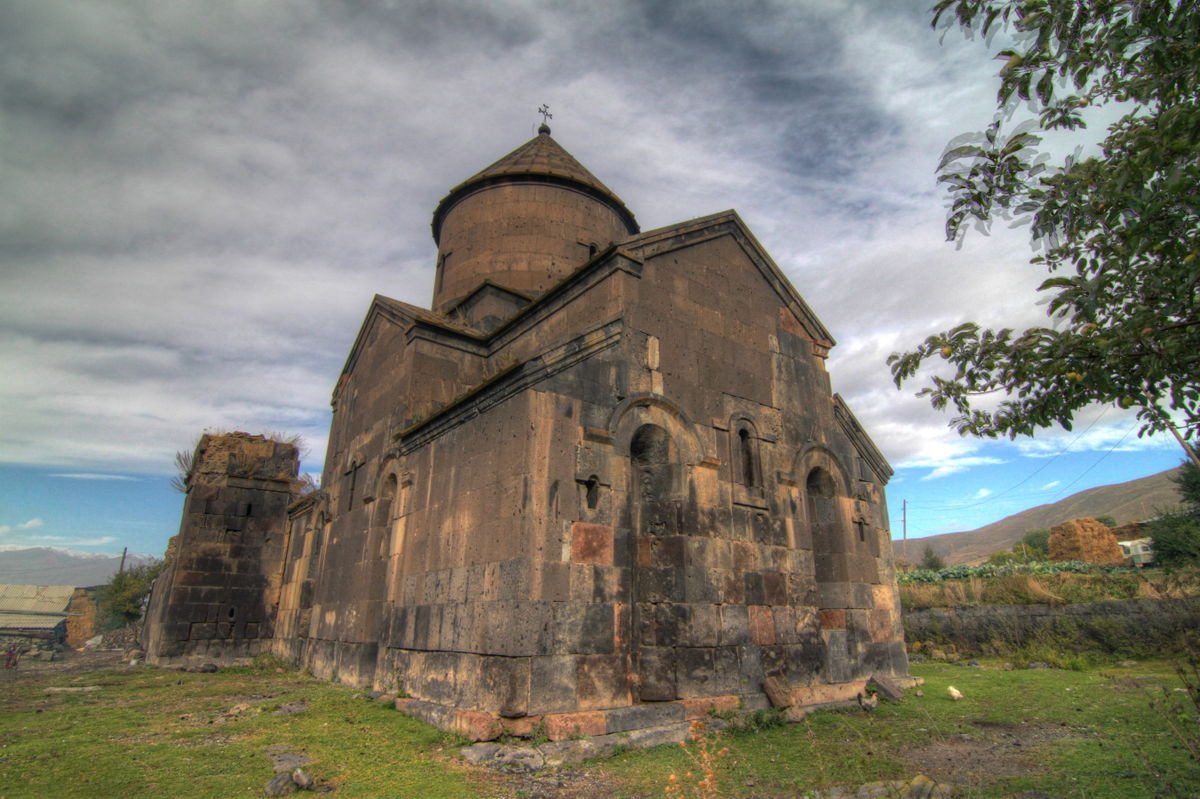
(904, 597, 1200, 658)
(142, 433, 299, 663)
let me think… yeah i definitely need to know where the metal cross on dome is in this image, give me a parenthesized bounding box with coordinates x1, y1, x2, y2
(538, 104, 552, 124)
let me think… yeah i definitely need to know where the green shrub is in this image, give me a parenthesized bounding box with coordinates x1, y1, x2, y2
(98, 561, 164, 629)
(1149, 511, 1200, 568)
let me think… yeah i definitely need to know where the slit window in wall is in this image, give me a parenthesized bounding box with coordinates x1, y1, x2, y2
(739, 429, 756, 487)
(375, 474, 397, 559)
(585, 475, 600, 509)
(733, 422, 762, 491)
(307, 516, 325, 580)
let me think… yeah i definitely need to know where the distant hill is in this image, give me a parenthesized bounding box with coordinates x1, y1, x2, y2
(894, 467, 1187, 566)
(0, 547, 157, 587)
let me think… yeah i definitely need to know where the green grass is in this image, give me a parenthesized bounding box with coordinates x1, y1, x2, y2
(0, 661, 480, 798)
(2, 658, 1196, 798)
(603, 660, 1197, 798)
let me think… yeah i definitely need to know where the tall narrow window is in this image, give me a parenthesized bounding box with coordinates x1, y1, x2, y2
(375, 474, 397, 559)
(739, 428, 757, 488)
(585, 475, 600, 510)
(306, 515, 325, 581)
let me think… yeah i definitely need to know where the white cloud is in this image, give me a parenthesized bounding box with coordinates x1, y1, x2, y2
(49, 473, 140, 481)
(916, 457, 1008, 481)
(0, 0, 1157, 507)
(0, 518, 44, 535)
(1041, 480, 1061, 490)
(21, 535, 118, 547)
(972, 488, 992, 500)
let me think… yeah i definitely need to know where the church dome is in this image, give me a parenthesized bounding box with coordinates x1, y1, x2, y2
(430, 126, 639, 314)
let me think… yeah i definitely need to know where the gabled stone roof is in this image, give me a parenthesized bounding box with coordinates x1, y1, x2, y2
(432, 126, 639, 241)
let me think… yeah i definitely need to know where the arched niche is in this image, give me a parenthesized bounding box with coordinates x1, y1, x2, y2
(792, 446, 856, 606)
(729, 415, 764, 493)
(372, 473, 398, 560)
(307, 513, 327, 581)
(630, 423, 674, 537)
(607, 394, 706, 472)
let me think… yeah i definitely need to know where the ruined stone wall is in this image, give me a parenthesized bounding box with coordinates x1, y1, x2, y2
(65, 588, 98, 649)
(142, 433, 298, 663)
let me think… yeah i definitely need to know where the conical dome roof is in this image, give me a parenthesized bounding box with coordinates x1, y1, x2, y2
(432, 126, 638, 242)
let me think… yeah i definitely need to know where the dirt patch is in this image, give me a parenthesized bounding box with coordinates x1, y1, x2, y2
(899, 719, 1075, 785)
(481, 767, 619, 799)
(0, 648, 127, 679)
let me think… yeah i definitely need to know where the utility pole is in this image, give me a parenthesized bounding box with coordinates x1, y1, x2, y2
(118, 547, 127, 575)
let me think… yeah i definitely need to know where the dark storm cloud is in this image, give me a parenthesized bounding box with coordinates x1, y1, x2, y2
(2, 0, 1154, 483)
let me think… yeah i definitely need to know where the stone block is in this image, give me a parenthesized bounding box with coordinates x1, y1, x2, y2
(736, 645, 763, 693)
(576, 655, 628, 710)
(819, 609, 846, 630)
(681, 695, 740, 720)
(687, 603, 720, 647)
(530, 655, 577, 713)
(762, 572, 787, 606)
(571, 522, 614, 565)
(792, 679, 867, 707)
(541, 562, 570, 601)
(743, 572, 765, 605)
(480, 656, 530, 717)
(824, 631, 853, 683)
(454, 710, 500, 742)
(720, 571, 745, 604)
(652, 602, 686, 647)
(606, 702, 684, 733)
(498, 714, 544, 738)
(718, 605, 750, 646)
(674, 647, 714, 698)
(637, 647, 676, 701)
(763, 674, 793, 708)
(637, 566, 682, 603)
(748, 605, 776, 645)
(683, 566, 719, 603)
(544, 710, 608, 741)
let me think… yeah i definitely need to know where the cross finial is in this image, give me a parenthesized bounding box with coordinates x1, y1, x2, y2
(537, 104, 552, 134)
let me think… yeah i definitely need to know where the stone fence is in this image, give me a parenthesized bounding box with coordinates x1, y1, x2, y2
(903, 597, 1200, 658)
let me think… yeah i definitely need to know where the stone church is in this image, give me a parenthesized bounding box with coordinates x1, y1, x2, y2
(142, 123, 909, 740)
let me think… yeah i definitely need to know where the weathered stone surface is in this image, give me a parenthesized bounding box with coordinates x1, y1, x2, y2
(146, 127, 910, 740)
(763, 674, 793, 708)
(263, 773, 297, 797)
(868, 673, 905, 702)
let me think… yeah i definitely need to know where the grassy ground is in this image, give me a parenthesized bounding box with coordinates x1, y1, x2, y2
(1, 654, 1196, 798)
(898, 566, 1200, 610)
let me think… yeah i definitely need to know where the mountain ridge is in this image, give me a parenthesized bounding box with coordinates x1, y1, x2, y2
(894, 467, 1187, 566)
(0, 547, 157, 587)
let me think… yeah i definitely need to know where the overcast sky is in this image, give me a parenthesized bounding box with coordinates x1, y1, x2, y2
(0, 0, 1182, 555)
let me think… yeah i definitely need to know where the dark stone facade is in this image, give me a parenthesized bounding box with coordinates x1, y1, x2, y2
(142, 433, 298, 661)
(144, 127, 909, 739)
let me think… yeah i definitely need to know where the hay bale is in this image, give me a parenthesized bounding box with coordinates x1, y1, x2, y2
(1048, 518, 1125, 565)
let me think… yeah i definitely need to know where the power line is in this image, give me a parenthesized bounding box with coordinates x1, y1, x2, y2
(906, 406, 1111, 512)
(1050, 421, 1138, 499)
